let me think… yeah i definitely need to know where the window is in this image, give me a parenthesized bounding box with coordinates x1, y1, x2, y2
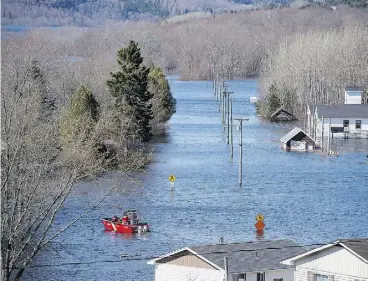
(257, 272, 265, 281)
(356, 120, 361, 129)
(274, 279, 283, 281)
(315, 274, 329, 281)
(232, 273, 246, 281)
(343, 120, 349, 127)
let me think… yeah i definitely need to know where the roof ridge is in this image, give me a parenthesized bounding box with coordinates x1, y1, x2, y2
(190, 239, 294, 248)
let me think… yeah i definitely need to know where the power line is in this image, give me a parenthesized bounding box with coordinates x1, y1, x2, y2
(8, 242, 328, 269)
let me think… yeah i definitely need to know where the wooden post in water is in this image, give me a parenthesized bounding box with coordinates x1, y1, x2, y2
(327, 117, 331, 154)
(218, 84, 222, 112)
(230, 98, 234, 158)
(224, 256, 229, 281)
(213, 69, 216, 96)
(321, 115, 324, 151)
(222, 87, 226, 126)
(235, 117, 249, 185)
(226, 92, 234, 144)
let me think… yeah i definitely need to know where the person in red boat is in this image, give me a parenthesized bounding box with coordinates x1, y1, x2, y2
(122, 215, 128, 225)
(112, 215, 118, 222)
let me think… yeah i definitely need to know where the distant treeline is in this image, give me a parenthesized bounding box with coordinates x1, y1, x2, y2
(2, 6, 367, 115)
(2, 0, 367, 26)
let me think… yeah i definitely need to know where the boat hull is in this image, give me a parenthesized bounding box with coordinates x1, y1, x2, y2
(101, 219, 149, 234)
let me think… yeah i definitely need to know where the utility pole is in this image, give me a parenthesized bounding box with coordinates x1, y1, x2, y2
(224, 256, 229, 281)
(222, 86, 226, 125)
(226, 91, 234, 144)
(234, 117, 249, 185)
(230, 98, 234, 158)
(321, 115, 324, 151)
(327, 117, 331, 154)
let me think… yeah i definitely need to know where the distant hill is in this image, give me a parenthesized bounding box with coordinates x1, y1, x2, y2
(1, 0, 366, 26)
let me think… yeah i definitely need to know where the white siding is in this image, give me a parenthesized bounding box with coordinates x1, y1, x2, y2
(234, 269, 294, 281)
(294, 247, 368, 281)
(345, 91, 363, 104)
(317, 118, 368, 132)
(154, 265, 294, 281)
(315, 118, 368, 141)
(155, 263, 224, 281)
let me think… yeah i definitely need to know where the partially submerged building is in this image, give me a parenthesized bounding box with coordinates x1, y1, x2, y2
(280, 128, 315, 151)
(307, 87, 368, 143)
(270, 106, 295, 122)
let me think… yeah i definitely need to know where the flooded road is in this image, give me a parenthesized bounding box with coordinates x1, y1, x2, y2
(28, 78, 368, 281)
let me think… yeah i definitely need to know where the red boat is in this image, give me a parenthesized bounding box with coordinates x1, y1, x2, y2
(101, 209, 150, 234)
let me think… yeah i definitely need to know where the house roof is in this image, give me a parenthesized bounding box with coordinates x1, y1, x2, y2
(149, 239, 306, 273)
(315, 104, 368, 118)
(270, 106, 294, 118)
(281, 238, 368, 265)
(339, 238, 368, 262)
(345, 86, 364, 92)
(280, 127, 314, 144)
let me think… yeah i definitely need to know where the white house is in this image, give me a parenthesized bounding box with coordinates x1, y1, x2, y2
(344, 87, 366, 104)
(307, 87, 368, 143)
(307, 104, 368, 143)
(148, 239, 306, 281)
(281, 239, 368, 281)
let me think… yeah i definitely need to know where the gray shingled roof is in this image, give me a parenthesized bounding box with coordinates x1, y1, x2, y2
(280, 127, 314, 144)
(190, 239, 306, 273)
(339, 238, 368, 261)
(270, 106, 294, 118)
(316, 104, 368, 118)
(345, 86, 364, 92)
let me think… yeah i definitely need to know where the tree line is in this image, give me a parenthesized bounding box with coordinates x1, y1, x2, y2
(1, 40, 175, 281)
(3, 0, 367, 26)
(258, 24, 368, 118)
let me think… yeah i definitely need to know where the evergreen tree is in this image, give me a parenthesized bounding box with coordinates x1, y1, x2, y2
(29, 60, 55, 117)
(107, 41, 153, 144)
(60, 85, 99, 147)
(148, 66, 176, 124)
(266, 84, 281, 117)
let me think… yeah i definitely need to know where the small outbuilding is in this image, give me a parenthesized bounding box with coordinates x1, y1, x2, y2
(270, 106, 295, 122)
(280, 127, 315, 151)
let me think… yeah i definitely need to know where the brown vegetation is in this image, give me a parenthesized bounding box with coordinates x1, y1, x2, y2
(260, 24, 368, 117)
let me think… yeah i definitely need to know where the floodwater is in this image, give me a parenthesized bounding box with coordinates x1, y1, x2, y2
(27, 78, 368, 281)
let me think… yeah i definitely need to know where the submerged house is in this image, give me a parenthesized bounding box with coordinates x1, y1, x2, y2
(307, 87, 368, 142)
(270, 106, 295, 122)
(280, 128, 315, 151)
(282, 238, 368, 281)
(148, 239, 306, 281)
(307, 104, 368, 141)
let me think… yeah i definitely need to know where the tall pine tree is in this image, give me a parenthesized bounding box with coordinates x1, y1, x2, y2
(107, 41, 153, 144)
(60, 85, 99, 147)
(148, 66, 176, 125)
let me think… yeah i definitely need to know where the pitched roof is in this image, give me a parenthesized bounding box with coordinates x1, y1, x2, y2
(191, 239, 306, 273)
(345, 86, 364, 92)
(149, 240, 306, 273)
(270, 106, 294, 118)
(282, 238, 368, 265)
(315, 104, 368, 118)
(280, 127, 314, 144)
(339, 238, 368, 262)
